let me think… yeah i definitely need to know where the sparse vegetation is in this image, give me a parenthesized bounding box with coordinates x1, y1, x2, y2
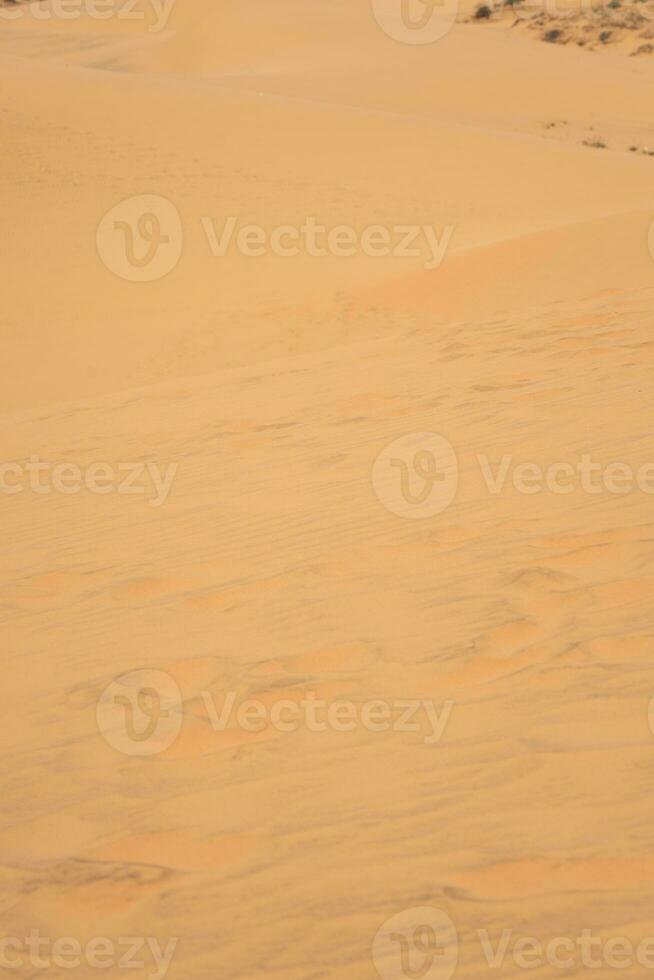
(544, 27, 564, 40)
(467, 0, 654, 56)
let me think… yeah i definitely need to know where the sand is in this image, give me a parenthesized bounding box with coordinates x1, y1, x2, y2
(2, 0, 654, 976)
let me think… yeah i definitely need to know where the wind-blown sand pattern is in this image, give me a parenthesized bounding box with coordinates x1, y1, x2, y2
(2, 0, 654, 977)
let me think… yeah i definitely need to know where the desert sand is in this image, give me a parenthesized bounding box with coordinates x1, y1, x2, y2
(2, 0, 654, 976)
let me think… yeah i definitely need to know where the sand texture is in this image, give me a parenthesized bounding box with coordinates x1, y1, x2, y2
(2, 0, 654, 977)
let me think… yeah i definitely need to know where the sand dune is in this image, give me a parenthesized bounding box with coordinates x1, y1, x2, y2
(2, 0, 654, 977)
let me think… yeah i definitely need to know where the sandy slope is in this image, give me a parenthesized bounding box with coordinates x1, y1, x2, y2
(2, 0, 654, 977)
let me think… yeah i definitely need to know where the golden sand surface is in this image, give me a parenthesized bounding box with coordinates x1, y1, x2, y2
(2, 0, 654, 977)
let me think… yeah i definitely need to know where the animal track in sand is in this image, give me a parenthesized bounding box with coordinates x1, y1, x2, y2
(532, 539, 654, 582)
(22, 861, 171, 933)
(109, 577, 182, 601)
(592, 577, 654, 606)
(472, 619, 542, 654)
(508, 566, 577, 591)
(451, 856, 654, 900)
(505, 566, 586, 618)
(162, 711, 284, 759)
(584, 633, 653, 662)
(3, 570, 110, 606)
(251, 643, 376, 676)
(167, 677, 358, 756)
(444, 646, 554, 688)
(183, 574, 291, 611)
(89, 831, 260, 873)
